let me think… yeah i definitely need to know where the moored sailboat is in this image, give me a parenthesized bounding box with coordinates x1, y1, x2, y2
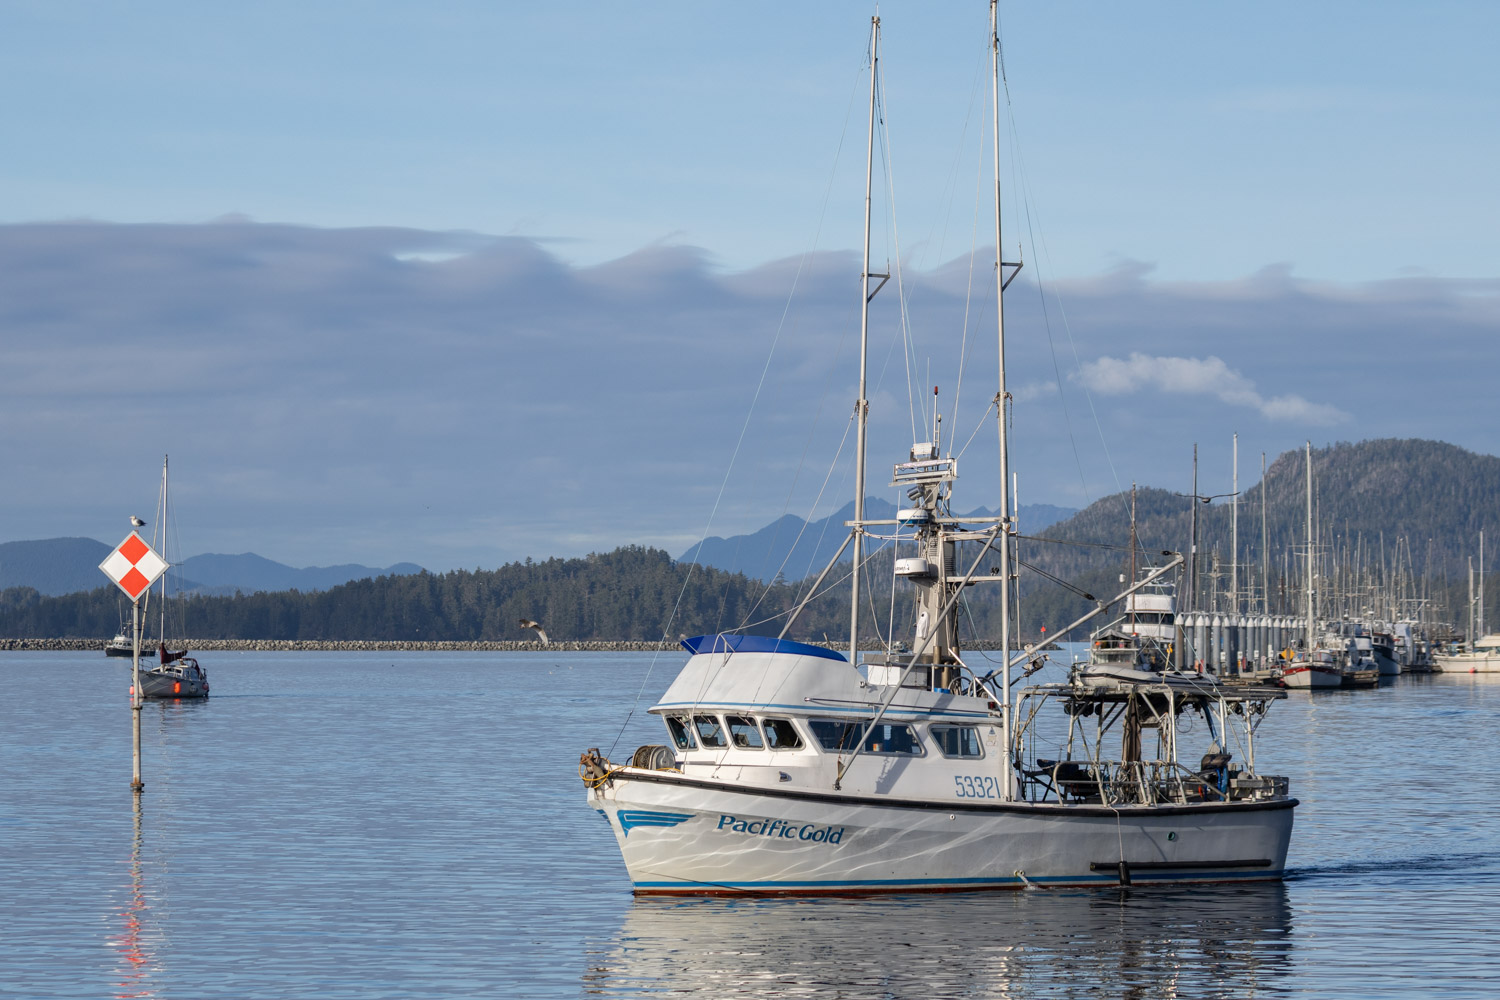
(1282, 443, 1344, 691)
(1435, 635, 1500, 673)
(1434, 533, 1499, 672)
(134, 456, 209, 699)
(579, 7, 1295, 894)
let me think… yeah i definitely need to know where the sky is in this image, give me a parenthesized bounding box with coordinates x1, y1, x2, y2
(1, 2, 1497, 572)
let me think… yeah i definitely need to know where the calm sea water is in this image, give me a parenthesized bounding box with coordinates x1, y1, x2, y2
(3, 649, 1499, 998)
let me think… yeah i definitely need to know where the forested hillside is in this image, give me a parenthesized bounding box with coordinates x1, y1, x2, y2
(2, 439, 1494, 644)
(0, 547, 855, 643)
(1014, 439, 1499, 636)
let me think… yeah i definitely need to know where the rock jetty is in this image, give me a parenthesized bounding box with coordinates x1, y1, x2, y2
(2, 637, 1040, 652)
(0, 638, 684, 652)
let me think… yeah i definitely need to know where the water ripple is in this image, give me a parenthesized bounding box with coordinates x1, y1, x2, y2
(2, 653, 1498, 997)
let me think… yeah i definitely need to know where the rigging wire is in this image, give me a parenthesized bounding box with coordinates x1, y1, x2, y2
(870, 58, 922, 448)
(950, 80, 992, 447)
(741, 413, 857, 625)
(953, 398, 997, 464)
(1016, 557, 1098, 603)
(606, 54, 873, 760)
(994, 7, 1136, 540)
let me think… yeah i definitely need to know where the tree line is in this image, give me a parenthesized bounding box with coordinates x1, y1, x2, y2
(3, 439, 1494, 644)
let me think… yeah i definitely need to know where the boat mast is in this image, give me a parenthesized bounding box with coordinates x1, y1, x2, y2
(848, 16, 879, 661)
(1189, 444, 1199, 614)
(989, 0, 1015, 800)
(1468, 558, 1475, 651)
(158, 455, 169, 646)
(1128, 484, 1137, 631)
(1231, 432, 1238, 613)
(1305, 442, 1314, 654)
(1261, 451, 1268, 615)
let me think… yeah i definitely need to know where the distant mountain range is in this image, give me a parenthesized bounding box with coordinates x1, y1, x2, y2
(0, 537, 423, 597)
(679, 499, 1078, 582)
(2, 440, 1495, 642)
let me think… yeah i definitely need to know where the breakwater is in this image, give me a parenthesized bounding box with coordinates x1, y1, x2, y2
(0, 638, 682, 652)
(0, 637, 1040, 653)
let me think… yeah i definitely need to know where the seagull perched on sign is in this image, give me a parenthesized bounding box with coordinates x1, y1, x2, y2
(519, 619, 550, 644)
(130, 515, 147, 527)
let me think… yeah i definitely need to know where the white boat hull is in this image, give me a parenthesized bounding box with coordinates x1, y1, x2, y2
(1280, 665, 1342, 689)
(589, 771, 1294, 894)
(1434, 653, 1500, 674)
(135, 665, 209, 699)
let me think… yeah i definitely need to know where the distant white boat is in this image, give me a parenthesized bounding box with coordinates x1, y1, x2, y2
(1434, 635, 1500, 673)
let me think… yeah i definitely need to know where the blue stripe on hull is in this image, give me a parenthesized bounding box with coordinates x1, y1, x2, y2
(633, 869, 1285, 893)
(617, 809, 694, 836)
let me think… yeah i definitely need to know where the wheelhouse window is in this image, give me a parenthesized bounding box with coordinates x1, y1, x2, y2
(665, 715, 696, 750)
(809, 718, 923, 756)
(725, 715, 764, 749)
(762, 717, 804, 750)
(693, 715, 727, 748)
(931, 725, 983, 758)
(809, 718, 863, 752)
(862, 722, 923, 755)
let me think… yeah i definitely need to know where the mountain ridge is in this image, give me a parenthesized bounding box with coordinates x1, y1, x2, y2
(0, 537, 422, 597)
(680, 500, 1078, 582)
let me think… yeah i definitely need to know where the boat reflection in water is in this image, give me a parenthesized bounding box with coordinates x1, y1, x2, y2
(585, 884, 1292, 997)
(109, 799, 157, 1000)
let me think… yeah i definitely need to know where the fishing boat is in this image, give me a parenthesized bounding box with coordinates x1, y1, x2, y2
(1367, 629, 1401, 676)
(1393, 621, 1434, 673)
(104, 629, 134, 657)
(1077, 597, 1220, 691)
(1280, 648, 1343, 690)
(134, 456, 209, 699)
(105, 603, 137, 656)
(1321, 624, 1378, 687)
(579, 7, 1295, 894)
(1340, 648, 1379, 688)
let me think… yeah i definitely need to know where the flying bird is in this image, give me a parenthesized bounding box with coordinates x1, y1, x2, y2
(130, 515, 147, 527)
(519, 619, 550, 644)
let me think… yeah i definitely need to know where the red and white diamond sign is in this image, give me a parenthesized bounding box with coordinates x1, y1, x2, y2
(99, 532, 169, 601)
